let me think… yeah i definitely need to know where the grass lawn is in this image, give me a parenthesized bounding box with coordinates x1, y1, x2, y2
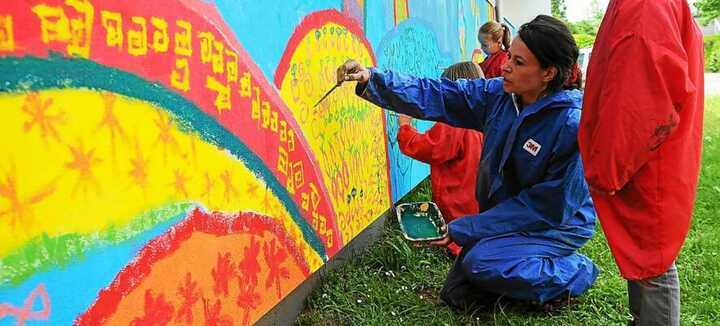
(296, 96, 720, 326)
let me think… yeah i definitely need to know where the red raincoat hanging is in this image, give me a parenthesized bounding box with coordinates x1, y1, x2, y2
(579, 0, 704, 280)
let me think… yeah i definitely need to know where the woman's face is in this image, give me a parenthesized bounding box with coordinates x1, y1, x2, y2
(501, 37, 556, 103)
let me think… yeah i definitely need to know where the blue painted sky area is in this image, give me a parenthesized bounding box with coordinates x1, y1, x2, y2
(0, 213, 186, 325)
(460, 0, 488, 61)
(214, 0, 343, 81)
(363, 0, 394, 54)
(376, 18, 450, 202)
(407, 0, 462, 63)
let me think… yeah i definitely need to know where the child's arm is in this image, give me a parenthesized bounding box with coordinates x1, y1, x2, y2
(397, 123, 462, 165)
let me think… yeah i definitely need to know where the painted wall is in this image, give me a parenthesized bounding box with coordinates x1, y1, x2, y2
(0, 0, 498, 324)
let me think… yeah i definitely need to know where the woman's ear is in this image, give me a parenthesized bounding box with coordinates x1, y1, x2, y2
(542, 66, 558, 83)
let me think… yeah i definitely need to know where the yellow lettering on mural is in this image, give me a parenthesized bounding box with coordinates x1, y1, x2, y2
(239, 72, 252, 97)
(279, 120, 287, 142)
(324, 229, 333, 248)
(261, 101, 271, 129)
(127, 16, 147, 56)
(312, 211, 329, 244)
(226, 50, 238, 84)
(206, 75, 231, 114)
(301, 191, 310, 211)
(199, 31, 213, 64)
(174, 20, 192, 57)
(279, 146, 296, 194)
(311, 212, 320, 234)
(270, 111, 279, 133)
(251, 86, 260, 121)
(171, 58, 190, 92)
(311, 213, 319, 229)
(0, 15, 14, 52)
(65, 0, 94, 58)
(212, 41, 224, 74)
(32, 4, 71, 44)
(314, 214, 328, 237)
(101, 10, 123, 50)
(286, 172, 295, 194)
(150, 17, 168, 53)
(198, 31, 225, 75)
(292, 160, 304, 189)
(277, 146, 288, 176)
(309, 182, 320, 211)
(287, 128, 295, 152)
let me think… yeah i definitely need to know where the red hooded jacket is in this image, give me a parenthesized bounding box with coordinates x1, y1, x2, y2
(479, 50, 509, 79)
(579, 0, 704, 280)
(398, 124, 483, 221)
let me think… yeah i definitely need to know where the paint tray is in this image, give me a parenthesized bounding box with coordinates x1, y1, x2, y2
(395, 202, 447, 241)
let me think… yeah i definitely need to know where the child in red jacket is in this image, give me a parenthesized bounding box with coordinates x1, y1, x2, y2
(397, 61, 484, 256)
(478, 21, 510, 78)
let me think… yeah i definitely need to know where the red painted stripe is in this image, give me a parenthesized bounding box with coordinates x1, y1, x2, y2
(75, 208, 310, 325)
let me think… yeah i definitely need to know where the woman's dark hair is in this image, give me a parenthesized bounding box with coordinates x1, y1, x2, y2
(518, 15, 580, 92)
(442, 61, 485, 81)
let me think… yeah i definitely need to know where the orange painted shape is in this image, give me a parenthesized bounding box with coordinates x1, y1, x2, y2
(78, 209, 310, 325)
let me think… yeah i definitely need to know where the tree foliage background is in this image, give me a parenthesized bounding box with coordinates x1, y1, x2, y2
(551, 0, 601, 49)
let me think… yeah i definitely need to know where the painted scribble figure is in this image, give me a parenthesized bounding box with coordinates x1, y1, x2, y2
(396, 61, 484, 257)
(477, 21, 511, 79)
(339, 15, 598, 306)
(579, 0, 704, 324)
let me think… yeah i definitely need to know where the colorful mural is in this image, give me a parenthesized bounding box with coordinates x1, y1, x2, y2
(273, 10, 391, 242)
(0, 0, 496, 324)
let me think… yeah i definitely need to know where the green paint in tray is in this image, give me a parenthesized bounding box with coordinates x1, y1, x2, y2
(395, 202, 447, 241)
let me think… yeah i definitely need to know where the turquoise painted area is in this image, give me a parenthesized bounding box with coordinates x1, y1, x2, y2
(375, 19, 451, 202)
(0, 203, 193, 287)
(0, 212, 185, 326)
(407, 1, 462, 63)
(363, 0, 394, 52)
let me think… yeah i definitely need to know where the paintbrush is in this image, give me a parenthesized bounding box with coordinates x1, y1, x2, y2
(313, 80, 343, 108)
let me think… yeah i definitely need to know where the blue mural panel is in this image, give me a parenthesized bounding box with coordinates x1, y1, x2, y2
(376, 19, 453, 202)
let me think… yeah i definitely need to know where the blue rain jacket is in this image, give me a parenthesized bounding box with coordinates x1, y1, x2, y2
(359, 69, 598, 302)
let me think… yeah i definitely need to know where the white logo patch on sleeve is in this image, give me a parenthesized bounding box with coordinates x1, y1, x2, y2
(523, 139, 541, 156)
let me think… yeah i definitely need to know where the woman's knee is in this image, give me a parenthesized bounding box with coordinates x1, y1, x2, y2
(460, 246, 507, 283)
